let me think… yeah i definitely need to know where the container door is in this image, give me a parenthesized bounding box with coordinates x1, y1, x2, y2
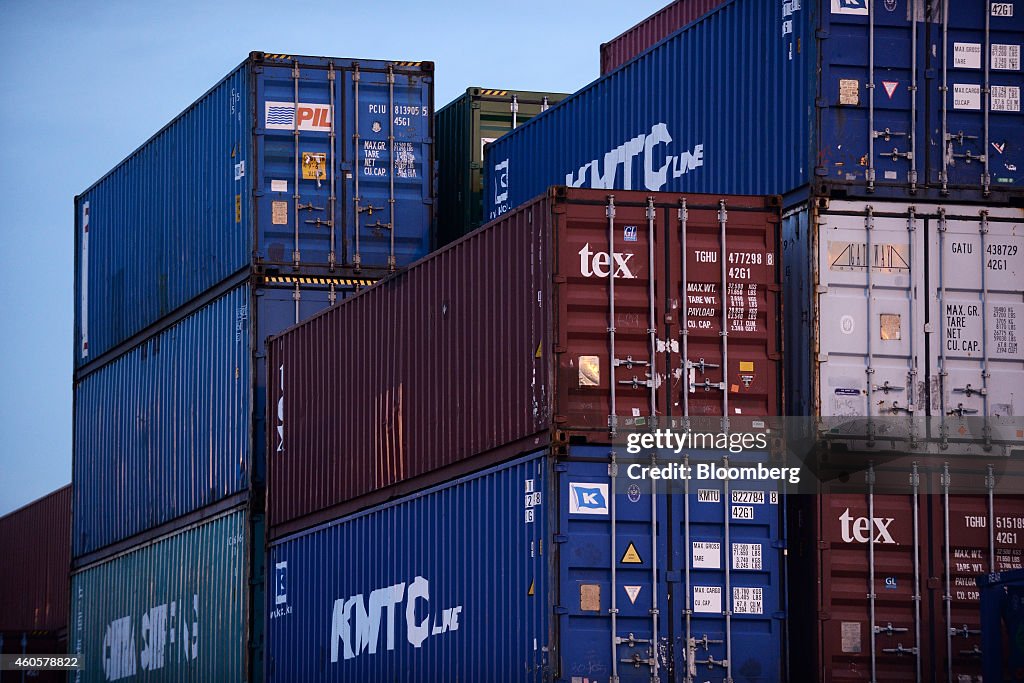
(820, 0, 926, 194)
(555, 192, 663, 435)
(343, 62, 433, 271)
(256, 60, 340, 268)
(815, 201, 925, 426)
(557, 452, 669, 682)
(670, 453, 785, 683)
(926, 1, 1024, 195)
(927, 205, 1024, 426)
(927, 458, 1024, 682)
(816, 463, 928, 683)
(666, 197, 782, 419)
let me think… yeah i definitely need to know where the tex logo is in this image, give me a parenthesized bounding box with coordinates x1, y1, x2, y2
(569, 482, 609, 515)
(832, 0, 868, 14)
(265, 101, 333, 131)
(270, 561, 293, 619)
(839, 509, 896, 544)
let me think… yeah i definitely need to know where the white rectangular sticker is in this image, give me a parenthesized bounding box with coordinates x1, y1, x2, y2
(733, 587, 764, 615)
(568, 482, 609, 515)
(80, 201, 89, 359)
(992, 44, 1021, 71)
(265, 101, 333, 132)
(271, 180, 288, 193)
(991, 3, 1014, 17)
(732, 505, 754, 520)
(732, 543, 763, 570)
(693, 586, 722, 614)
(692, 541, 722, 569)
(731, 490, 765, 505)
(480, 136, 497, 160)
(770, 491, 779, 505)
(992, 85, 1022, 112)
(954, 43, 982, 69)
(953, 84, 982, 110)
(696, 489, 720, 503)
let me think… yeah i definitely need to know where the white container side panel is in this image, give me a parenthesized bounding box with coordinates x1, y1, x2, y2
(928, 205, 1024, 419)
(814, 200, 926, 420)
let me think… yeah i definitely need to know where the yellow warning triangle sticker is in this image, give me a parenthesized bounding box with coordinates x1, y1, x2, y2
(535, 341, 543, 358)
(528, 579, 535, 596)
(624, 585, 642, 604)
(621, 542, 643, 564)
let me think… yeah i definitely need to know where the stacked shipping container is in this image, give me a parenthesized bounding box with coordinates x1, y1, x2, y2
(435, 88, 567, 245)
(266, 187, 789, 679)
(0, 486, 71, 683)
(477, 0, 1024, 679)
(70, 51, 436, 682)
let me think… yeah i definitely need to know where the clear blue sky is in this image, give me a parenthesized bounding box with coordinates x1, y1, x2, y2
(0, 0, 668, 514)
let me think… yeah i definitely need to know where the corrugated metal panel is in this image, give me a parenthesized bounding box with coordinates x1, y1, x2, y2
(0, 486, 71, 633)
(69, 508, 251, 682)
(72, 279, 355, 560)
(75, 53, 434, 369)
(267, 188, 782, 533)
(267, 446, 786, 681)
(267, 451, 549, 682)
(483, 0, 1024, 221)
(782, 200, 1023, 422)
(436, 88, 568, 244)
(789, 455, 1024, 682)
(599, 0, 726, 74)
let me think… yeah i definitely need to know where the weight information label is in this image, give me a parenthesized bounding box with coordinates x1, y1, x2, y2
(732, 542, 763, 570)
(693, 541, 722, 569)
(733, 587, 764, 615)
(693, 586, 722, 613)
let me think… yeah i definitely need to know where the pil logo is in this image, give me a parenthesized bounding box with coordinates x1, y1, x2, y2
(265, 101, 334, 132)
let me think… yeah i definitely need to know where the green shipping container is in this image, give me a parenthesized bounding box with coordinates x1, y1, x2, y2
(69, 508, 259, 682)
(435, 87, 567, 245)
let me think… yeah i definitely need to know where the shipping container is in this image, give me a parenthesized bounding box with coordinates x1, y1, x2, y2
(484, 0, 1024, 222)
(75, 52, 434, 370)
(0, 486, 70, 635)
(599, 0, 725, 75)
(69, 507, 256, 683)
(435, 88, 567, 244)
(72, 276, 370, 561)
(782, 199, 1023, 426)
(267, 446, 786, 682)
(787, 455, 1024, 682)
(268, 187, 782, 534)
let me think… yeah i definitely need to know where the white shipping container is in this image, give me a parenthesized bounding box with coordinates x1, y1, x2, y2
(784, 200, 1022, 434)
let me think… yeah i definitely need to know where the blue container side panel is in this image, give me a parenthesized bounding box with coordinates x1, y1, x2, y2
(72, 284, 252, 558)
(558, 446, 785, 683)
(255, 60, 433, 270)
(484, 0, 807, 221)
(267, 451, 549, 683)
(75, 63, 251, 367)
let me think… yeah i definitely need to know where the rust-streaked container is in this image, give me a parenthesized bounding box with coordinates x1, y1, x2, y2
(599, 0, 725, 74)
(0, 485, 71, 635)
(268, 187, 781, 535)
(788, 456, 1024, 682)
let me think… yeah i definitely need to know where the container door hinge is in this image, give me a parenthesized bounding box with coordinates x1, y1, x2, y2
(553, 606, 568, 615)
(553, 534, 569, 544)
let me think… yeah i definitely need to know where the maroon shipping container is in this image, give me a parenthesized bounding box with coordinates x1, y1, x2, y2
(268, 187, 782, 535)
(0, 486, 71, 635)
(790, 456, 1024, 682)
(599, 0, 725, 74)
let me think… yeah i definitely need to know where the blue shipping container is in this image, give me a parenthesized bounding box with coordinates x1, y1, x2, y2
(75, 52, 434, 368)
(72, 276, 367, 560)
(484, 0, 1023, 221)
(267, 447, 785, 682)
